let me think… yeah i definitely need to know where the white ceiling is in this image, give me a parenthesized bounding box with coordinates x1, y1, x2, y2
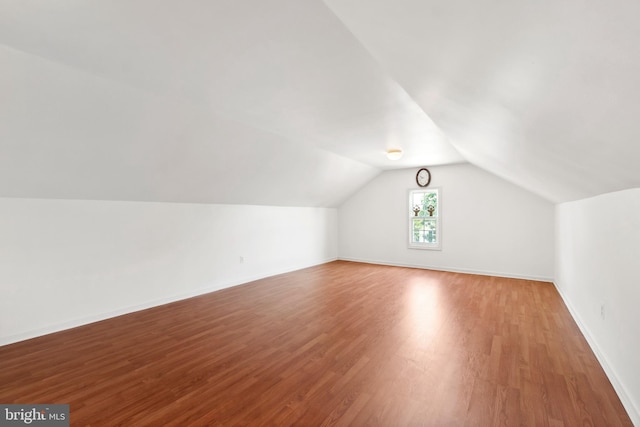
(1, 0, 638, 206)
(324, 0, 640, 203)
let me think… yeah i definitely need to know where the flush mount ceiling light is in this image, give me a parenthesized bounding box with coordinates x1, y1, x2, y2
(386, 148, 403, 160)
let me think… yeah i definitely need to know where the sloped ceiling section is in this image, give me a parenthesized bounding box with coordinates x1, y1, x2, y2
(3, 1, 638, 206)
(0, 44, 376, 207)
(0, 0, 463, 207)
(324, 0, 640, 203)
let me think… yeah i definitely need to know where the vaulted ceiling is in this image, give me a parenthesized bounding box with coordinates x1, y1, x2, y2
(1, 0, 638, 206)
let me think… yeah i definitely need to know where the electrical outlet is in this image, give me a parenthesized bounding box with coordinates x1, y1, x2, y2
(600, 303, 605, 320)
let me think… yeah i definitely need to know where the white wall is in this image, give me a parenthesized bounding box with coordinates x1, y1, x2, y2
(0, 198, 337, 345)
(555, 188, 640, 425)
(339, 164, 554, 281)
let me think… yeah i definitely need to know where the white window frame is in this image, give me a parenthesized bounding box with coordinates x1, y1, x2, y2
(408, 188, 442, 250)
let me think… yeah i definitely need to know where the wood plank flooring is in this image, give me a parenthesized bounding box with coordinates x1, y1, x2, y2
(0, 261, 632, 426)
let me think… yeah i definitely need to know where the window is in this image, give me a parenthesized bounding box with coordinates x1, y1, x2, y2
(409, 188, 441, 250)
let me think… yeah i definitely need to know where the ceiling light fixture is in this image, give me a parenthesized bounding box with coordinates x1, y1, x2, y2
(386, 148, 403, 160)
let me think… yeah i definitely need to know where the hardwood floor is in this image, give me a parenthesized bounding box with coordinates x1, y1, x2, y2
(0, 261, 632, 426)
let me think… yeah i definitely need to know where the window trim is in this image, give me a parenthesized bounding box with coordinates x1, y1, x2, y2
(408, 188, 442, 251)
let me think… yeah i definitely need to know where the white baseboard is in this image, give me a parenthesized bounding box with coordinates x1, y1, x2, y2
(338, 257, 553, 283)
(0, 257, 337, 347)
(553, 282, 639, 426)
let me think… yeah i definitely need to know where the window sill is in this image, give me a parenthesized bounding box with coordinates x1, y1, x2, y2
(409, 244, 442, 251)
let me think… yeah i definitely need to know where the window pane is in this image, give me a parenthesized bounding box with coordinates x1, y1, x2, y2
(421, 192, 437, 217)
(412, 218, 437, 243)
(410, 191, 438, 217)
